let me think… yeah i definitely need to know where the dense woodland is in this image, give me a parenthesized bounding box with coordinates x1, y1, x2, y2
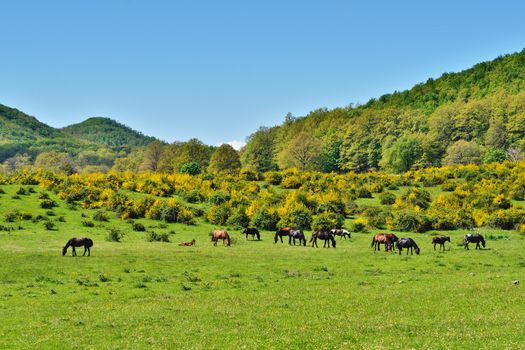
(1, 49, 525, 174)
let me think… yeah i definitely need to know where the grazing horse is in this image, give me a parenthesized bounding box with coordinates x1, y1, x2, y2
(211, 230, 231, 246)
(310, 231, 336, 248)
(243, 227, 260, 240)
(62, 237, 93, 257)
(396, 238, 420, 255)
(289, 229, 307, 246)
(178, 239, 196, 246)
(464, 233, 485, 250)
(371, 233, 398, 252)
(330, 229, 351, 240)
(432, 236, 450, 251)
(274, 227, 292, 243)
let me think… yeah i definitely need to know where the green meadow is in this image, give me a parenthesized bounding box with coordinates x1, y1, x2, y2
(0, 184, 524, 349)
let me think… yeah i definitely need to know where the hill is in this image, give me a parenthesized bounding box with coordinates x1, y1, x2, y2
(241, 49, 525, 173)
(0, 104, 61, 143)
(61, 117, 156, 148)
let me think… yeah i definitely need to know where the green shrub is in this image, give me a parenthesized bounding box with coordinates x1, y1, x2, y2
(38, 192, 50, 199)
(208, 191, 231, 205)
(81, 220, 95, 227)
(180, 162, 201, 175)
(362, 207, 388, 228)
(379, 192, 396, 205)
(106, 228, 124, 242)
(16, 187, 27, 195)
(279, 208, 313, 230)
(147, 231, 170, 242)
(93, 210, 109, 222)
(389, 209, 433, 233)
(44, 221, 56, 231)
(227, 207, 250, 229)
(351, 217, 368, 232)
(206, 205, 231, 225)
(251, 208, 279, 231)
(264, 172, 283, 185)
(132, 222, 146, 232)
(312, 213, 344, 232)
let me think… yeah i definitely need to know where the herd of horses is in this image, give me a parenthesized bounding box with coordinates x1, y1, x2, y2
(61, 231, 487, 256)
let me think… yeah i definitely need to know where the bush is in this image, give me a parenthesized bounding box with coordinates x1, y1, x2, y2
(106, 228, 124, 242)
(208, 191, 231, 205)
(401, 187, 431, 209)
(93, 210, 110, 222)
(362, 207, 388, 228)
(389, 209, 433, 233)
(16, 187, 27, 195)
(264, 172, 283, 185)
(351, 217, 368, 232)
(251, 208, 279, 231)
(312, 213, 344, 232)
(206, 205, 231, 225)
(38, 192, 50, 199)
(132, 222, 146, 231)
(181, 189, 205, 203)
(40, 199, 57, 209)
(279, 207, 313, 230)
(355, 187, 372, 198)
(81, 220, 95, 227)
(147, 231, 171, 242)
(488, 210, 515, 230)
(0, 188, 5, 194)
(180, 162, 202, 175)
(227, 207, 250, 229)
(379, 192, 396, 205)
(44, 221, 56, 231)
(441, 180, 457, 192)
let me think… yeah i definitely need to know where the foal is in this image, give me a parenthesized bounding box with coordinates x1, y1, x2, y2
(432, 236, 450, 251)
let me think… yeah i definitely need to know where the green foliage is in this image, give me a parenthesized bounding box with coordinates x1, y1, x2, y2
(379, 191, 396, 205)
(227, 207, 250, 229)
(43, 221, 56, 231)
(106, 227, 124, 242)
(146, 232, 171, 242)
(389, 209, 433, 233)
(132, 222, 146, 232)
(208, 144, 241, 173)
(93, 210, 110, 222)
(40, 199, 57, 209)
(251, 208, 279, 231)
(483, 148, 507, 164)
(180, 162, 202, 175)
(206, 205, 231, 225)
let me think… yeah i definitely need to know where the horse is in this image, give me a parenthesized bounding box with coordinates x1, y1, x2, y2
(274, 227, 292, 243)
(243, 227, 260, 240)
(62, 237, 93, 257)
(310, 231, 336, 248)
(178, 239, 196, 246)
(396, 238, 420, 255)
(330, 229, 351, 240)
(211, 230, 231, 246)
(371, 233, 398, 252)
(432, 236, 450, 251)
(464, 233, 485, 250)
(289, 229, 307, 246)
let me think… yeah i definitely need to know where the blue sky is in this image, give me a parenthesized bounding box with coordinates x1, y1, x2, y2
(1, 0, 525, 148)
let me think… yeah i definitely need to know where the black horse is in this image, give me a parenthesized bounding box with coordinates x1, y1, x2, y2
(464, 233, 485, 250)
(396, 238, 420, 255)
(243, 227, 260, 240)
(432, 236, 450, 251)
(289, 229, 307, 246)
(274, 227, 292, 243)
(62, 237, 93, 256)
(310, 231, 336, 248)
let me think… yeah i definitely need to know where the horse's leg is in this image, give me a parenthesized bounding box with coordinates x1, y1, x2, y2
(88, 246, 90, 256)
(83, 246, 87, 256)
(72, 246, 76, 256)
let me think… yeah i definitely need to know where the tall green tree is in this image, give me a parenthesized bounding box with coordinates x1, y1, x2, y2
(382, 136, 423, 173)
(208, 144, 241, 173)
(241, 127, 277, 172)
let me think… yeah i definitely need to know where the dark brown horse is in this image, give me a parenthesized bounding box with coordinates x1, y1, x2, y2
(274, 227, 292, 243)
(211, 230, 231, 246)
(310, 231, 336, 248)
(62, 237, 93, 256)
(330, 229, 351, 240)
(243, 227, 260, 240)
(432, 236, 450, 251)
(371, 233, 398, 252)
(396, 237, 420, 255)
(464, 233, 485, 250)
(178, 239, 196, 246)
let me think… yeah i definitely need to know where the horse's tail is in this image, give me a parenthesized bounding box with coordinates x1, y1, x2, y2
(226, 235, 231, 246)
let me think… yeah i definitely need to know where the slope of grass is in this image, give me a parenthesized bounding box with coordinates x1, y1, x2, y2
(0, 185, 524, 349)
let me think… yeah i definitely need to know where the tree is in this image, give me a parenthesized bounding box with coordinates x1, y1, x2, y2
(241, 127, 277, 172)
(483, 148, 507, 164)
(0, 153, 31, 174)
(34, 151, 75, 174)
(208, 144, 241, 173)
(485, 117, 507, 149)
(141, 140, 163, 172)
(180, 162, 202, 175)
(382, 136, 423, 173)
(442, 140, 484, 165)
(278, 132, 322, 171)
(506, 147, 524, 162)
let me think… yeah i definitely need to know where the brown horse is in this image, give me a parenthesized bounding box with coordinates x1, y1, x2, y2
(178, 239, 196, 246)
(62, 237, 93, 256)
(432, 236, 450, 251)
(371, 233, 398, 252)
(274, 227, 293, 243)
(211, 230, 231, 246)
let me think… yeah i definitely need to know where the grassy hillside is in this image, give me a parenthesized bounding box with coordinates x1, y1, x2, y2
(61, 117, 156, 148)
(0, 177, 524, 348)
(0, 104, 61, 143)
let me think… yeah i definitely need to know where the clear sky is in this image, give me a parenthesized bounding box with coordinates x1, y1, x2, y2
(1, 0, 525, 148)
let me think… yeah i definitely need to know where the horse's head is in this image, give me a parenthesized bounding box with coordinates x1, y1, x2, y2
(481, 240, 486, 248)
(415, 247, 420, 255)
(62, 246, 68, 256)
(445, 236, 451, 242)
(242, 228, 248, 234)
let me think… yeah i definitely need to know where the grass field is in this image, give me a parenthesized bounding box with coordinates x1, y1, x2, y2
(1, 185, 525, 349)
